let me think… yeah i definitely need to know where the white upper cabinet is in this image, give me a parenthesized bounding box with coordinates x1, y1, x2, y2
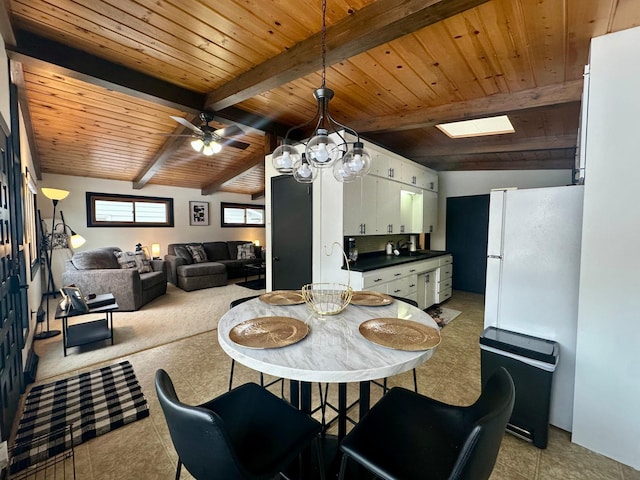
(343, 175, 378, 236)
(369, 150, 394, 178)
(423, 190, 438, 234)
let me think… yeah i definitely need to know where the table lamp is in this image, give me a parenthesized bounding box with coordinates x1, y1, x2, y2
(151, 243, 161, 259)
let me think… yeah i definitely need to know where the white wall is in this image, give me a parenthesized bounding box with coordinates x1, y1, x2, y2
(38, 173, 266, 256)
(431, 170, 574, 250)
(572, 26, 640, 469)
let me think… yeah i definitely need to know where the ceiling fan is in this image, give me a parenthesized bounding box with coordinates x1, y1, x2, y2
(170, 112, 250, 155)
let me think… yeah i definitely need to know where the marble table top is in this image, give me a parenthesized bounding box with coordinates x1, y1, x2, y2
(217, 295, 440, 383)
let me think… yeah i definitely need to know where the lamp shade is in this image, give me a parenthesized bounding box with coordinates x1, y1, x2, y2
(191, 138, 204, 152)
(151, 243, 161, 259)
(41, 188, 70, 201)
(70, 234, 86, 249)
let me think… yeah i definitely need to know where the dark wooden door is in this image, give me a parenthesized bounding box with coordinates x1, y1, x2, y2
(0, 125, 26, 441)
(271, 176, 312, 290)
(445, 194, 490, 294)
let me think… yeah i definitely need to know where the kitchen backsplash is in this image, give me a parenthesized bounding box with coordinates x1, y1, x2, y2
(346, 234, 428, 254)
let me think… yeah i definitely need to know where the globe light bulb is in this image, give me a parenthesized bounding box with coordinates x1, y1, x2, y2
(316, 142, 330, 163)
(298, 162, 312, 178)
(333, 158, 358, 183)
(306, 128, 339, 167)
(280, 151, 292, 169)
(349, 153, 363, 172)
(293, 154, 317, 183)
(343, 142, 371, 177)
(271, 142, 299, 174)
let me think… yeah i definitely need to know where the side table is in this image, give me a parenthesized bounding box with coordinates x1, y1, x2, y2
(243, 262, 266, 283)
(55, 294, 118, 356)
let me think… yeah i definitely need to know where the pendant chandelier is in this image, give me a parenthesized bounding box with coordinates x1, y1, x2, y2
(271, 0, 371, 184)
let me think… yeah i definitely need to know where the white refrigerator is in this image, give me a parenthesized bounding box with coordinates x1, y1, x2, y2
(484, 185, 584, 431)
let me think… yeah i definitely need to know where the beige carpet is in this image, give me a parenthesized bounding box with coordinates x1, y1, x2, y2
(33, 283, 264, 381)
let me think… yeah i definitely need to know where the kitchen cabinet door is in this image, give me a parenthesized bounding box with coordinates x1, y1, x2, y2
(369, 150, 393, 178)
(376, 179, 401, 233)
(343, 179, 363, 235)
(343, 175, 378, 235)
(423, 190, 438, 233)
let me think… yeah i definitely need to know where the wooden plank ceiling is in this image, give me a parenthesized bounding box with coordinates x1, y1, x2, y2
(3, 0, 640, 196)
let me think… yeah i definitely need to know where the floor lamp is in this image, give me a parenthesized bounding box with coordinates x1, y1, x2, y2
(35, 187, 70, 340)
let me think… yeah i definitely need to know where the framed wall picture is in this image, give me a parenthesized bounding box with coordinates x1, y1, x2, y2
(189, 201, 209, 226)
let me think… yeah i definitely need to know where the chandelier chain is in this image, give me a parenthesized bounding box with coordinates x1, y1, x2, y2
(321, 0, 327, 88)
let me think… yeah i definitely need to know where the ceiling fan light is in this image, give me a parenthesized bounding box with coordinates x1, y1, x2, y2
(211, 141, 222, 154)
(343, 142, 371, 177)
(272, 142, 299, 174)
(191, 138, 204, 152)
(202, 143, 215, 156)
(306, 128, 339, 168)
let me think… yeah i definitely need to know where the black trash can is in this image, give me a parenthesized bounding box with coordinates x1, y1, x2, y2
(479, 326, 559, 448)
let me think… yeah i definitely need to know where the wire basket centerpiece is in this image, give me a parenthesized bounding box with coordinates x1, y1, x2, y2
(301, 243, 352, 315)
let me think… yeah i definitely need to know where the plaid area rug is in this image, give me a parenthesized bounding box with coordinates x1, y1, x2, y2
(10, 361, 149, 474)
(425, 306, 462, 328)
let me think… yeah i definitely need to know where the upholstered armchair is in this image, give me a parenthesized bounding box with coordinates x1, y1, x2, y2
(62, 247, 167, 311)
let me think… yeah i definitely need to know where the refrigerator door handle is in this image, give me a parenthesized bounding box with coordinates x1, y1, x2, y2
(487, 255, 502, 259)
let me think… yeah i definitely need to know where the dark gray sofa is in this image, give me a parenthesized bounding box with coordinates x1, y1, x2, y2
(165, 241, 261, 291)
(62, 246, 167, 311)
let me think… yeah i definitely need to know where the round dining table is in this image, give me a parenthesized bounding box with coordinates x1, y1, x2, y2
(217, 292, 440, 441)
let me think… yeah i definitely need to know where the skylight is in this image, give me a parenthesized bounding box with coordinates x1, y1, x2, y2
(436, 115, 515, 138)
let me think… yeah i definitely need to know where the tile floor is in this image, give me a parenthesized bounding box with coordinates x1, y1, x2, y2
(16, 290, 639, 479)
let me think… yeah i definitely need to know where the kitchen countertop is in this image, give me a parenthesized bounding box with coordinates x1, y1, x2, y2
(344, 250, 450, 272)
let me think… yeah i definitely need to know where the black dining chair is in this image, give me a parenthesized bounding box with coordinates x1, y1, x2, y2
(338, 367, 515, 480)
(155, 369, 325, 480)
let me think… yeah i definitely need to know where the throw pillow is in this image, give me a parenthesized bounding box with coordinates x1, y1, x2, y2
(174, 245, 193, 265)
(114, 251, 137, 270)
(186, 244, 208, 263)
(237, 243, 256, 259)
(134, 251, 153, 273)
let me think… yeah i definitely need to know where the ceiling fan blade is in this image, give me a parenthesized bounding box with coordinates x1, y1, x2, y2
(214, 124, 244, 138)
(170, 116, 203, 135)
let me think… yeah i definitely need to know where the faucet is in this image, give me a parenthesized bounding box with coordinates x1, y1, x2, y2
(396, 240, 406, 250)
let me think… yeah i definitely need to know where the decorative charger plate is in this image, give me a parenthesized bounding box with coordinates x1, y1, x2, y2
(259, 290, 305, 305)
(229, 316, 309, 349)
(359, 318, 441, 351)
(350, 291, 394, 306)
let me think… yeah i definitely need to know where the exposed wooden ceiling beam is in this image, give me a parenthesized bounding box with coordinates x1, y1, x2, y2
(352, 80, 584, 133)
(200, 154, 264, 195)
(251, 191, 265, 200)
(0, 0, 16, 47)
(9, 60, 41, 178)
(132, 115, 198, 189)
(7, 30, 204, 114)
(201, 133, 277, 195)
(425, 156, 575, 171)
(205, 0, 490, 111)
(410, 134, 577, 160)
